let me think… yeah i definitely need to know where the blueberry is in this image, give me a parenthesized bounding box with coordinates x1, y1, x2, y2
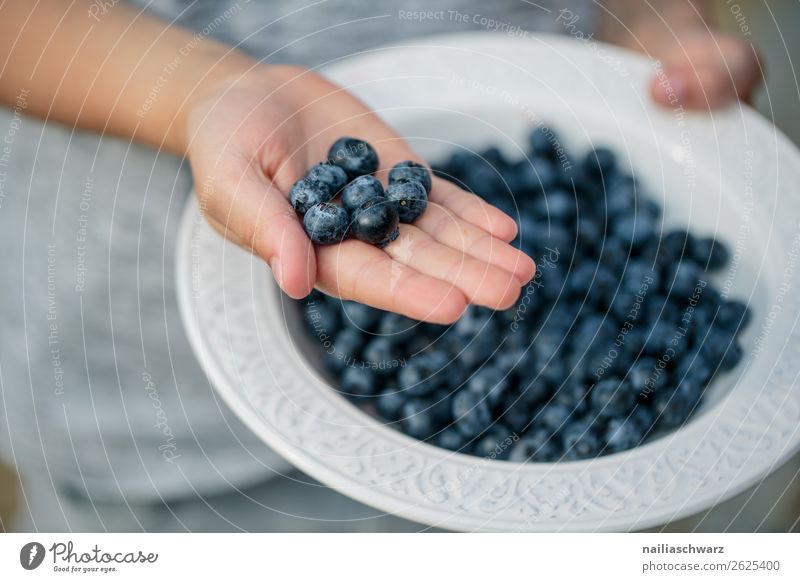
(716, 299, 751, 332)
(401, 400, 436, 440)
(397, 362, 439, 397)
(386, 179, 428, 223)
(528, 125, 560, 159)
(612, 213, 656, 249)
(532, 190, 576, 223)
(290, 178, 334, 213)
(303, 297, 340, 334)
(583, 146, 616, 175)
(303, 202, 349, 245)
(659, 229, 695, 264)
(665, 261, 704, 300)
(389, 161, 433, 193)
(554, 378, 587, 405)
(654, 383, 700, 429)
(340, 175, 385, 212)
(467, 367, 509, 408)
(673, 348, 713, 385)
(351, 197, 400, 247)
(561, 423, 601, 459)
(306, 162, 348, 195)
(536, 403, 571, 433)
(603, 416, 644, 453)
(330, 328, 362, 370)
(436, 429, 467, 451)
(628, 357, 658, 396)
(693, 236, 730, 270)
(473, 427, 514, 460)
(328, 137, 379, 180)
(362, 337, 397, 372)
(451, 389, 492, 438)
(509, 429, 557, 462)
(340, 366, 377, 398)
(377, 389, 405, 420)
(340, 300, 379, 330)
(590, 378, 637, 417)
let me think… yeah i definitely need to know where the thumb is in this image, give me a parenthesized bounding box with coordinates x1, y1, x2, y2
(199, 163, 316, 299)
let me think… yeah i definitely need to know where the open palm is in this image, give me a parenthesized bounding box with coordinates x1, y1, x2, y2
(185, 65, 535, 323)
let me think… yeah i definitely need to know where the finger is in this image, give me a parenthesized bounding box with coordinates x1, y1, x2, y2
(650, 46, 762, 110)
(383, 224, 523, 311)
(430, 177, 519, 242)
(414, 201, 536, 284)
(203, 163, 315, 299)
(315, 240, 468, 324)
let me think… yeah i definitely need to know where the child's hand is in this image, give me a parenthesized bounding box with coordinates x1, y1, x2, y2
(184, 66, 535, 323)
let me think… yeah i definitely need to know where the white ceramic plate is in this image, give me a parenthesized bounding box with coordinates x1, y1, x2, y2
(176, 33, 800, 531)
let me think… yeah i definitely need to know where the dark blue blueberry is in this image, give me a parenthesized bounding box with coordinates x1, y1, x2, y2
(583, 146, 616, 176)
(330, 328, 362, 369)
(716, 299, 751, 332)
(378, 312, 416, 340)
(290, 178, 334, 213)
(386, 179, 428, 223)
(436, 429, 467, 451)
(531, 190, 576, 223)
(397, 363, 439, 397)
(340, 366, 377, 398)
(377, 389, 405, 420)
(673, 348, 713, 385)
(665, 261, 705, 300)
(361, 337, 397, 373)
(612, 213, 656, 249)
(628, 357, 658, 397)
(303, 297, 340, 335)
(340, 175, 384, 212)
(603, 416, 644, 453)
(528, 125, 560, 159)
(536, 403, 571, 433)
(659, 229, 696, 264)
(622, 261, 659, 293)
(561, 422, 601, 459)
(302, 202, 349, 245)
(692, 236, 730, 271)
(467, 367, 509, 409)
(351, 197, 400, 247)
(509, 429, 558, 462)
(328, 137, 379, 180)
(643, 320, 677, 356)
(552, 382, 588, 414)
(590, 378, 637, 417)
(473, 427, 514, 460)
(306, 162, 348, 195)
(654, 382, 701, 429)
(388, 160, 433, 193)
(340, 300, 379, 330)
(451, 389, 492, 438)
(401, 400, 436, 440)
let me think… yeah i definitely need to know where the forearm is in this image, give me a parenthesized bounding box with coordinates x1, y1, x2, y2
(0, 0, 255, 154)
(598, 1, 715, 49)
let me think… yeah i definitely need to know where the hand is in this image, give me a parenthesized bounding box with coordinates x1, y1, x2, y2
(183, 65, 535, 323)
(645, 27, 762, 109)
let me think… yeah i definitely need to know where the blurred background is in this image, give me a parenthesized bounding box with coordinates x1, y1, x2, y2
(1, 1, 799, 532)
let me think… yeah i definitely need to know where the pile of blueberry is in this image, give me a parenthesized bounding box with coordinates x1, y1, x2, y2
(290, 137, 431, 247)
(299, 126, 751, 462)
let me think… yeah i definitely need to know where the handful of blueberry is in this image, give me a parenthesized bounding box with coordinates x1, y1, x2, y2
(299, 126, 751, 463)
(289, 137, 431, 248)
